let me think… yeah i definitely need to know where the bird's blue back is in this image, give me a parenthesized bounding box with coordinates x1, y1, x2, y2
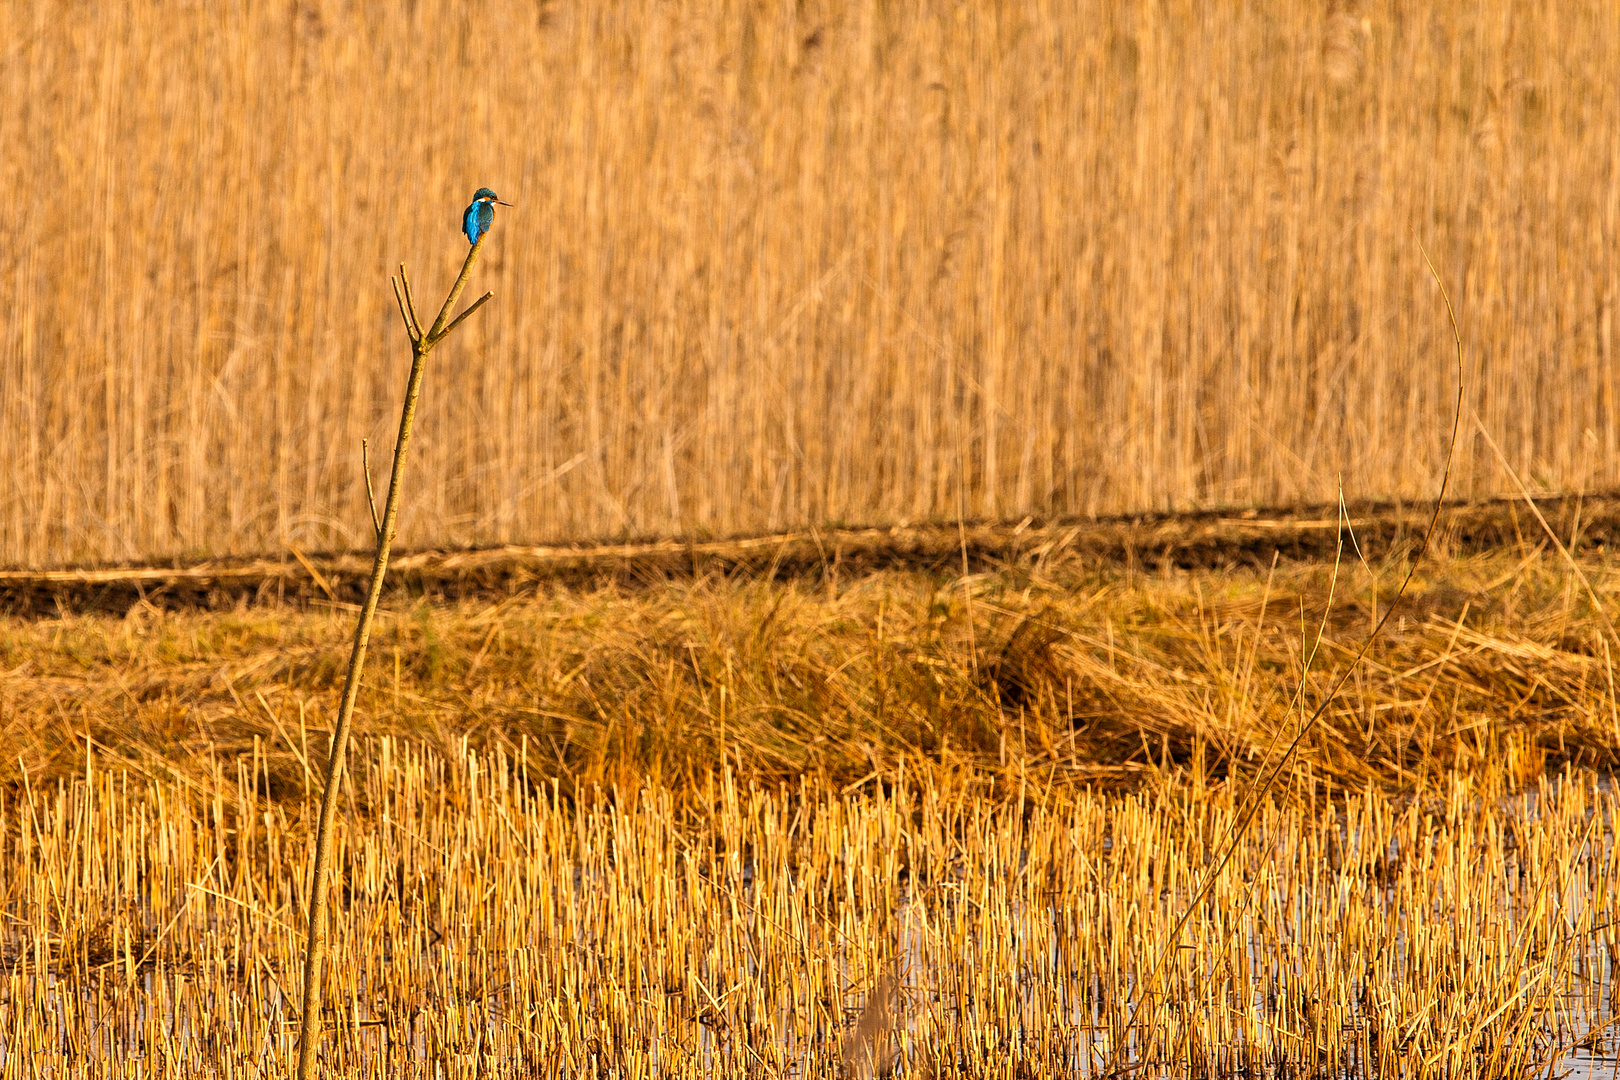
(462, 201, 494, 245)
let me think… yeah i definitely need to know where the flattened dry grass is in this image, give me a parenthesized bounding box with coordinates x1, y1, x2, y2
(4, 548, 1619, 799)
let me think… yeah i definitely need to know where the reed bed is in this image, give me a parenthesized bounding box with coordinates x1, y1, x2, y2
(2, 740, 1615, 1078)
(2, 1, 1617, 566)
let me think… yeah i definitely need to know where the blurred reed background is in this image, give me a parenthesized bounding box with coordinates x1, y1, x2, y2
(0, 1, 1615, 567)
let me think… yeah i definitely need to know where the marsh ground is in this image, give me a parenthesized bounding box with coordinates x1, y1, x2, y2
(4, 508, 1620, 1075)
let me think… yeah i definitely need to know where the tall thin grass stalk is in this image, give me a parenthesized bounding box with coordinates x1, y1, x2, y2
(294, 236, 495, 1080)
(1472, 413, 1620, 649)
(1108, 250, 1468, 1071)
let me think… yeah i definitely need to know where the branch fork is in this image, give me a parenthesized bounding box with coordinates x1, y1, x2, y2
(391, 243, 494, 354)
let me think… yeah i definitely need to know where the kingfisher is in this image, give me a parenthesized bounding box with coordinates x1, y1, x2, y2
(461, 188, 512, 245)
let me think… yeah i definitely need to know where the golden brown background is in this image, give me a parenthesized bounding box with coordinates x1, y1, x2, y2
(2, 1, 1615, 565)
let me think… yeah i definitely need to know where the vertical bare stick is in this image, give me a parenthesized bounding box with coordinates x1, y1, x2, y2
(296, 235, 492, 1080)
(361, 439, 381, 541)
(399, 264, 423, 342)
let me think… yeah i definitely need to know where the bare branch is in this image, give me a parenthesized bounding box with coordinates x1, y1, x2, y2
(433, 291, 495, 344)
(297, 230, 497, 1080)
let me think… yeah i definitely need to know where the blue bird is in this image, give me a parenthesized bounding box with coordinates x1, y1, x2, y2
(462, 188, 512, 245)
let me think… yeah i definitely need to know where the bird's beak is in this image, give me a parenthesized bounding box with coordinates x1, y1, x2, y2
(497, 199, 514, 207)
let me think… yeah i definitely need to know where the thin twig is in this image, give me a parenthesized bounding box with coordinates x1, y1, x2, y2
(426, 244, 486, 344)
(361, 438, 382, 541)
(399, 263, 422, 340)
(437, 291, 495, 342)
(391, 277, 418, 344)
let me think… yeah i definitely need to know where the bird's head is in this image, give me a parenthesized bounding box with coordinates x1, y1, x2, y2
(472, 188, 513, 207)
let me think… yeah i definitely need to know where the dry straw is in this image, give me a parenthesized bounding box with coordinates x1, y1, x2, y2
(5, 542, 1620, 799)
(3, 742, 1615, 1077)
